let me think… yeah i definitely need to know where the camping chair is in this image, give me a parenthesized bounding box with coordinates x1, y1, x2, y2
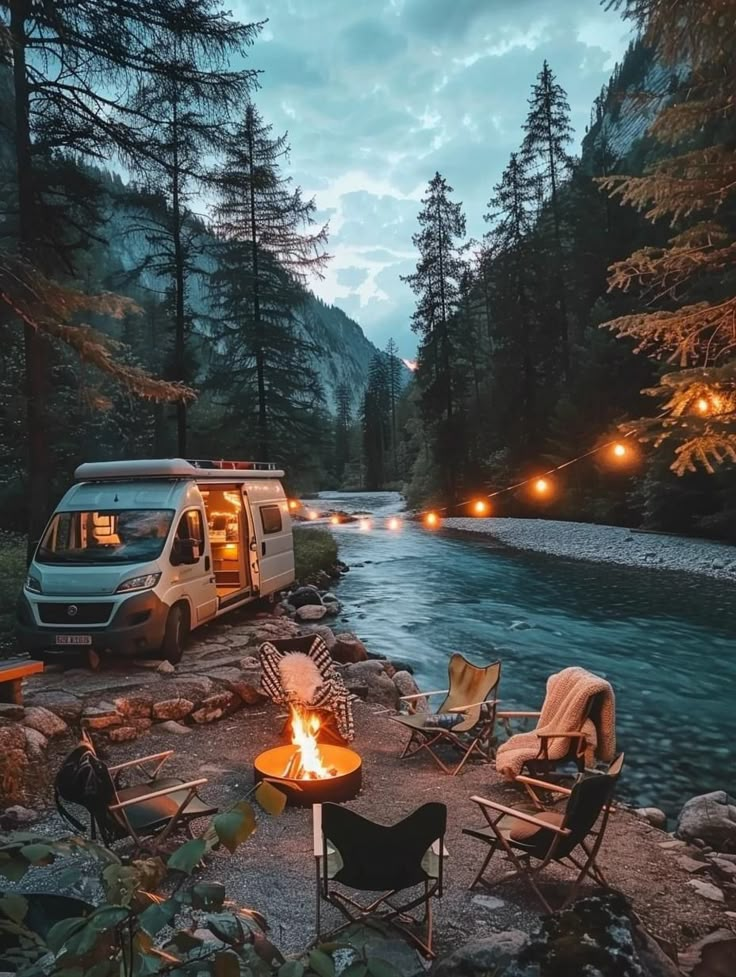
(55, 735, 217, 853)
(392, 654, 501, 775)
(314, 802, 447, 959)
(496, 667, 615, 791)
(463, 754, 625, 913)
(259, 634, 355, 742)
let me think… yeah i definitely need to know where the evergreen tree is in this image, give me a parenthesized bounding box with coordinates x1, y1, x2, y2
(210, 102, 329, 464)
(334, 382, 352, 484)
(601, 0, 736, 475)
(361, 355, 390, 490)
(384, 338, 402, 479)
(522, 61, 574, 379)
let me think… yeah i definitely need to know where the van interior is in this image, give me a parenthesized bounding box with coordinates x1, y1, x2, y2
(199, 485, 250, 601)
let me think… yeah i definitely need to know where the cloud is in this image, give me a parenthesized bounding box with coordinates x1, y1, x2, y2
(229, 0, 632, 362)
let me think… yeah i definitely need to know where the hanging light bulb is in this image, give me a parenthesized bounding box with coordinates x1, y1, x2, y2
(288, 499, 299, 511)
(425, 511, 439, 528)
(612, 442, 627, 459)
(534, 478, 550, 495)
(472, 499, 489, 516)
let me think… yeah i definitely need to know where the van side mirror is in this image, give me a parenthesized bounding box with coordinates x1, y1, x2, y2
(172, 538, 199, 566)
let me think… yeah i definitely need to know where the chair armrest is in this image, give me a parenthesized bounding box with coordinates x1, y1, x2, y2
(108, 750, 174, 773)
(447, 699, 500, 713)
(399, 690, 449, 701)
(536, 730, 586, 740)
(515, 775, 572, 796)
(470, 795, 571, 834)
(109, 778, 207, 810)
(497, 711, 541, 719)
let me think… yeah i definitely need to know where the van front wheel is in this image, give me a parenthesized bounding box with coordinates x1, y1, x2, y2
(161, 604, 189, 664)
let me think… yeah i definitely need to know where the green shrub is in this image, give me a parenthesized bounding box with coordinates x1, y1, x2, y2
(293, 526, 338, 582)
(0, 532, 26, 658)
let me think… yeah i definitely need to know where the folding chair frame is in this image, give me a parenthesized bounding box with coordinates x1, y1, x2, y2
(464, 788, 614, 913)
(109, 777, 210, 853)
(398, 700, 499, 775)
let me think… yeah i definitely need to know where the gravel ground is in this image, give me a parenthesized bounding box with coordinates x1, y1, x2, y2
(24, 702, 733, 959)
(442, 518, 736, 580)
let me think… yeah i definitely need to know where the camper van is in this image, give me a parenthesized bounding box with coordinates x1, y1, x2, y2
(16, 459, 295, 664)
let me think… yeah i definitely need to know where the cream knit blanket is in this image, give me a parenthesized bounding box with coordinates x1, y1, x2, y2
(496, 666, 616, 779)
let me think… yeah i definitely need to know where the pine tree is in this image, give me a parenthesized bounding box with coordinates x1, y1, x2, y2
(522, 60, 575, 379)
(334, 382, 352, 484)
(210, 102, 329, 463)
(384, 338, 402, 479)
(601, 0, 736, 475)
(361, 355, 390, 490)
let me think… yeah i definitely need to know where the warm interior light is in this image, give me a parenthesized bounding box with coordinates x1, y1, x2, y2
(534, 478, 550, 495)
(425, 511, 439, 528)
(288, 500, 299, 511)
(308, 510, 319, 521)
(387, 517, 400, 530)
(612, 442, 627, 458)
(473, 499, 489, 516)
(696, 397, 710, 414)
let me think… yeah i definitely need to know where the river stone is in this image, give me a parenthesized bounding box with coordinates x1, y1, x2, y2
(687, 878, 724, 902)
(679, 929, 736, 977)
(677, 791, 736, 852)
(82, 702, 123, 729)
(0, 703, 25, 721)
(191, 691, 239, 724)
(297, 624, 337, 651)
(113, 693, 153, 719)
(323, 602, 340, 617)
(152, 698, 195, 721)
(295, 604, 327, 621)
(26, 690, 82, 723)
(157, 720, 191, 735)
(636, 807, 667, 830)
(434, 930, 528, 977)
(332, 633, 369, 664)
(108, 726, 139, 743)
(0, 724, 28, 803)
(24, 726, 49, 758)
(0, 805, 38, 829)
(392, 670, 423, 705)
(289, 586, 324, 609)
(343, 662, 399, 709)
(166, 676, 214, 702)
(23, 705, 69, 738)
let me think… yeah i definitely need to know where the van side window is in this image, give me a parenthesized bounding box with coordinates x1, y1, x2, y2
(172, 509, 205, 561)
(260, 505, 283, 535)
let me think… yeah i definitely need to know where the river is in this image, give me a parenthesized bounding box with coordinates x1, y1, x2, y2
(316, 491, 736, 816)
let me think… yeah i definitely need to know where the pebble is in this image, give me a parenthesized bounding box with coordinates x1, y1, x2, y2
(471, 894, 506, 911)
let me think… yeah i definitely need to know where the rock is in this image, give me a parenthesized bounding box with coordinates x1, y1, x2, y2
(157, 720, 191, 735)
(275, 602, 295, 618)
(392, 670, 424, 707)
(24, 726, 49, 757)
(130, 717, 152, 733)
(25, 690, 82, 723)
(679, 929, 736, 976)
(323, 603, 340, 617)
(343, 661, 399, 709)
(0, 724, 28, 804)
(434, 930, 528, 977)
(23, 705, 68, 738)
(709, 856, 736, 881)
(289, 586, 324, 609)
(0, 703, 25, 721)
(295, 604, 327, 621)
(636, 807, 667, 830)
(297, 624, 336, 651)
(157, 660, 176, 674)
(108, 726, 139, 743)
(191, 691, 239, 724)
(687, 879, 724, 902)
(471, 894, 506, 911)
(659, 839, 686, 850)
(240, 656, 260, 669)
(332, 633, 369, 664)
(82, 702, 123, 729)
(0, 805, 38, 829)
(152, 698, 195, 721)
(165, 677, 214, 702)
(233, 681, 266, 706)
(677, 791, 736, 852)
(322, 593, 339, 604)
(113, 694, 153, 719)
(677, 855, 707, 874)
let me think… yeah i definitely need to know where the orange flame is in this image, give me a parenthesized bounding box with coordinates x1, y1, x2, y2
(290, 708, 331, 779)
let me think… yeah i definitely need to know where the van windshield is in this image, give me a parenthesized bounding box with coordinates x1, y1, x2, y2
(36, 510, 174, 565)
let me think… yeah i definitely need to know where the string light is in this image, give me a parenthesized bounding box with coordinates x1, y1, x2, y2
(288, 500, 299, 511)
(308, 510, 319, 521)
(387, 517, 401, 531)
(612, 442, 627, 458)
(472, 499, 489, 516)
(425, 511, 440, 528)
(696, 397, 710, 414)
(359, 518, 371, 531)
(329, 515, 340, 526)
(533, 477, 550, 496)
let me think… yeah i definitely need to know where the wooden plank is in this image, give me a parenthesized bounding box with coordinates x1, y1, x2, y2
(0, 660, 44, 683)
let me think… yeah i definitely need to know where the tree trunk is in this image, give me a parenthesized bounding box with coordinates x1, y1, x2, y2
(247, 108, 268, 461)
(10, 0, 49, 560)
(171, 87, 187, 456)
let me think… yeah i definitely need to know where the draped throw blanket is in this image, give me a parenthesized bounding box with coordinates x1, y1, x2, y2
(259, 634, 355, 742)
(496, 666, 615, 779)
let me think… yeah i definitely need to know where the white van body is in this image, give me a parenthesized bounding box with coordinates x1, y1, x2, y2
(16, 459, 295, 663)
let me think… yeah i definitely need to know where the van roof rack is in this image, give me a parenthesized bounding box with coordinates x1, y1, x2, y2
(74, 459, 285, 481)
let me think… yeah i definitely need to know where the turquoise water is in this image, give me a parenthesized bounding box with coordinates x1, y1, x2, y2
(319, 492, 736, 816)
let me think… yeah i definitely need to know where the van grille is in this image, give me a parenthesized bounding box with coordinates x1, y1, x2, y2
(37, 603, 114, 625)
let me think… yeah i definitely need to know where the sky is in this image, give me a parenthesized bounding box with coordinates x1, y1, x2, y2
(233, 0, 633, 357)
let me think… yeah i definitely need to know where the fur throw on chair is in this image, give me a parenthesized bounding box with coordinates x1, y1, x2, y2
(259, 634, 355, 741)
(496, 666, 615, 779)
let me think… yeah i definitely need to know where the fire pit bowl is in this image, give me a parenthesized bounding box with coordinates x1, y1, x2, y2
(253, 744, 362, 806)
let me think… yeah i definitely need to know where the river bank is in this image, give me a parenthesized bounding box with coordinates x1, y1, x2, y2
(442, 517, 736, 581)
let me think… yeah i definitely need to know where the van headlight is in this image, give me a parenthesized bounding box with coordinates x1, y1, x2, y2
(25, 575, 42, 594)
(116, 573, 161, 594)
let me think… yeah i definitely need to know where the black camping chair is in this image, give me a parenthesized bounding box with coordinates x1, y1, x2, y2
(55, 736, 217, 853)
(314, 802, 447, 958)
(463, 755, 624, 913)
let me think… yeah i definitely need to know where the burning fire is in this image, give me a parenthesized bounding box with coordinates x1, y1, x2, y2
(284, 708, 336, 780)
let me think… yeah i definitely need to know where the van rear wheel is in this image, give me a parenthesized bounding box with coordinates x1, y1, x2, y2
(161, 604, 189, 665)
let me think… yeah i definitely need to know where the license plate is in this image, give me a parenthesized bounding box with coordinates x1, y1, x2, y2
(55, 635, 92, 646)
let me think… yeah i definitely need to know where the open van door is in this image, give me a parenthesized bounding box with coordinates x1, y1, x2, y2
(249, 497, 294, 595)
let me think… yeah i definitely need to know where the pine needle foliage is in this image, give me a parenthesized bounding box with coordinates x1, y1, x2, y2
(601, 0, 736, 474)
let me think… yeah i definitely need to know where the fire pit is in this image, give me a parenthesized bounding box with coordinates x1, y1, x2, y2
(254, 709, 362, 806)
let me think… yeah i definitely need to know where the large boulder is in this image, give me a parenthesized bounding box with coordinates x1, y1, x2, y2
(679, 929, 736, 976)
(332, 633, 369, 664)
(392, 671, 424, 707)
(0, 724, 29, 804)
(295, 604, 327, 621)
(289, 586, 324, 609)
(23, 705, 68, 738)
(434, 931, 529, 977)
(26, 690, 82, 723)
(297, 624, 337, 651)
(677, 791, 736, 852)
(342, 661, 399, 709)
